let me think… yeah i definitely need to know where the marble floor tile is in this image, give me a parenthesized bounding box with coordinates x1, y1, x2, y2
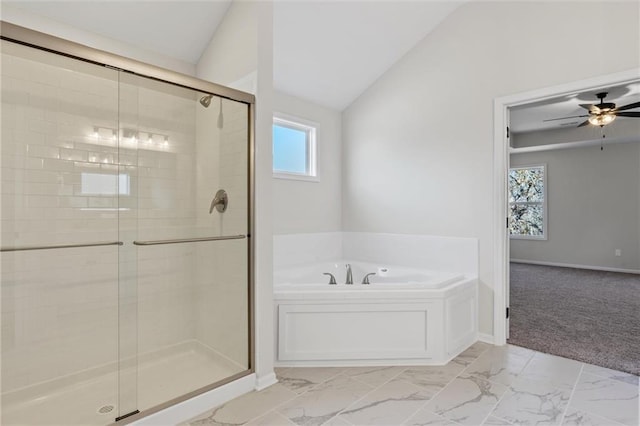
(394, 363, 466, 397)
(322, 416, 353, 425)
(341, 366, 405, 387)
(405, 407, 459, 426)
(186, 383, 297, 425)
(502, 345, 537, 357)
(464, 345, 534, 386)
(276, 367, 345, 395)
(517, 352, 582, 389)
(491, 377, 572, 426)
(561, 407, 626, 426)
(338, 379, 432, 425)
(581, 364, 639, 386)
(569, 372, 639, 426)
(423, 375, 507, 426)
(452, 342, 492, 367)
(181, 343, 637, 426)
(276, 375, 373, 426)
(483, 416, 512, 425)
(246, 410, 297, 426)
(275, 367, 290, 376)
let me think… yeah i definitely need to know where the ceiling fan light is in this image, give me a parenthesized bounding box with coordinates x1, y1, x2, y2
(588, 113, 616, 127)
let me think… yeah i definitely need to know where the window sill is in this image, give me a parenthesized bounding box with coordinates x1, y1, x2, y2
(273, 172, 320, 183)
(510, 235, 547, 241)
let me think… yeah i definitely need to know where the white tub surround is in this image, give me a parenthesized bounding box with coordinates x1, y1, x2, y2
(273, 233, 478, 367)
(274, 232, 477, 274)
(274, 232, 343, 269)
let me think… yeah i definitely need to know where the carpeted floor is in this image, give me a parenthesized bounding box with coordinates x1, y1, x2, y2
(508, 262, 640, 376)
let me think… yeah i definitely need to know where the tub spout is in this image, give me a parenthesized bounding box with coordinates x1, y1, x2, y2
(345, 264, 353, 285)
(323, 273, 337, 285)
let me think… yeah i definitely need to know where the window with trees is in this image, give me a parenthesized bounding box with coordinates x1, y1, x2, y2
(508, 165, 546, 239)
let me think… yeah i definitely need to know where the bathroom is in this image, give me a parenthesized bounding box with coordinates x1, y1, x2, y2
(1, 1, 639, 425)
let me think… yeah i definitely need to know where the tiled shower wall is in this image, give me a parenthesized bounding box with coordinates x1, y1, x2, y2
(1, 43, 122, 392)
(0, 41, 249, 393)
(194, 99, 249, 368)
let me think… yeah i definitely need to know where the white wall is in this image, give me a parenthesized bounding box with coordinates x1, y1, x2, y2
(341, 1, 640, 335)
(510, 142, 640, 271)
(196, 0, 275, 388)
(0, 4, 195, 75)
(273, 91, 342, 234)
(196, 1, 257, 87)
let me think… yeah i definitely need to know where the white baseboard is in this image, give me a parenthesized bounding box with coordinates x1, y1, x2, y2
(477, 333, 494, 344)
(255, 372, 278, 391)
(510, 259, 640, 275)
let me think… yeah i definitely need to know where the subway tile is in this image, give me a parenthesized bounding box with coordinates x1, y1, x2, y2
(27, 119, 56, 134)
(43, 158, 75, 172)
(60, 148, 88, 162)
(27, 144, 59, 159)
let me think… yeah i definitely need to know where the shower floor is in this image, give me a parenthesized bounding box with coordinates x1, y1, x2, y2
(2, 341, 245, 426)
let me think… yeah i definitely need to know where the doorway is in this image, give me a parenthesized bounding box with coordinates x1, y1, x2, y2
(492, 69, 640, 351)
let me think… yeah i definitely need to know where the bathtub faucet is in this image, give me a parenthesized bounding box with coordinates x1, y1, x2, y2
(323, 273, 337, 285)
(345, 264, 353, 285)
(361, 272, 376, 284)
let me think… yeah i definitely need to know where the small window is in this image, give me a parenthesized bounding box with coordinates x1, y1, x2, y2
(272, 114, 317, 181)
(81, 173, 130, 196)
(508, 165, 547, 239)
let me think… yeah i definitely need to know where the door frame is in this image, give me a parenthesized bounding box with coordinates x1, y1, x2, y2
(492, 68, 640, 346)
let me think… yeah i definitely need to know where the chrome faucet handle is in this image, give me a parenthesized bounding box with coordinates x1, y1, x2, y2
(362, 272, 376, 284)
(209, 189, 228, 214)
(323, 273, 337, 285)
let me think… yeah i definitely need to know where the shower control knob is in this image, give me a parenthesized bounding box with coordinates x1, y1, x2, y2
(209, 189, 228, 213)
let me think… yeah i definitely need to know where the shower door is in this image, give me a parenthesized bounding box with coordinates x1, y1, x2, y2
(1, 34, 252, 425)
(118, 73, 250, 415)
(1, 40, 122, 425)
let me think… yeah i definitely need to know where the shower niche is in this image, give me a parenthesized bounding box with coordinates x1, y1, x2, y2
(1, 29, 253, 425)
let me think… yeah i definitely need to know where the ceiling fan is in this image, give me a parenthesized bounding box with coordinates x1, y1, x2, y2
(544, 92, 640, 127)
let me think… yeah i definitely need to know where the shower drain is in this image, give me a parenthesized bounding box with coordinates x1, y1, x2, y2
(97, 405, 115, 415)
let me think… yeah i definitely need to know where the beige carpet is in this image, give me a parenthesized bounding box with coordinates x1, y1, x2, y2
(508, 262, 640, 376)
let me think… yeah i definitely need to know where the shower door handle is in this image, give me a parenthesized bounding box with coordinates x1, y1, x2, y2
(0, 241, 124, 252)
(133, 234, 245, 246)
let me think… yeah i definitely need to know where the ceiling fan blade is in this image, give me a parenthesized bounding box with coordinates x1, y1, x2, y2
(615, 101, 640, 112)
(543, 114, 588, 122)
(615, 111, 640, 118)
(579, 103, 600, 113)
(577, 120, 591, 127)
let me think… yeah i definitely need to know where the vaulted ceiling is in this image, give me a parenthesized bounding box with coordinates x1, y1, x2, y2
(3, 1, 232, 64)
(273, 1, 464, 110)
(4, 0, 464, 111)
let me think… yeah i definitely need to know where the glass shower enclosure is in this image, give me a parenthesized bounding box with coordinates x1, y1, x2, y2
(1, 23, 254, 425)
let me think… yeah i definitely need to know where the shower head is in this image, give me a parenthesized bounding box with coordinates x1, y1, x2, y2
(199, 94, 213, 108)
